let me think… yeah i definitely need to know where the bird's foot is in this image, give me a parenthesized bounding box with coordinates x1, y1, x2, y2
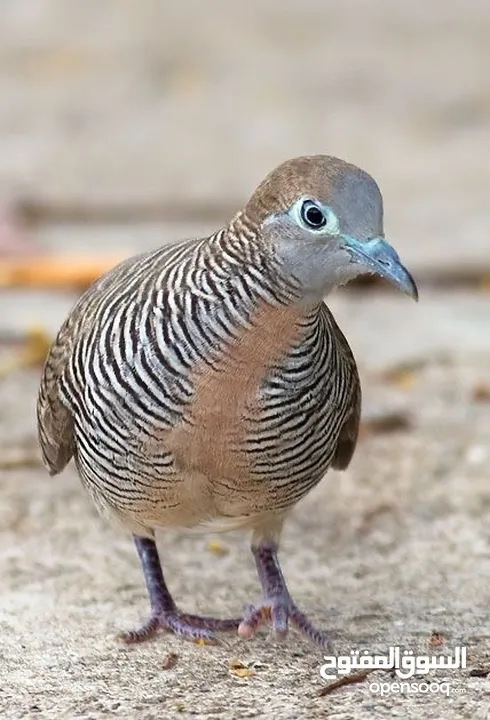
(126, 536, 241, 644)
(238, 597, 332, 649)
(121, 609, 241, 644)
(239, 541, 333, 649)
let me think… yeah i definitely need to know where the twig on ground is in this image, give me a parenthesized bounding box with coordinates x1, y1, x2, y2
(318, 669, 377, 696)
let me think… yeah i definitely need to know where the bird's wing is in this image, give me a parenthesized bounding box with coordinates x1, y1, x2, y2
(331, 391, 361, 470)
(328, 310, 362, 471)
(36, 251, 153, 476)
(37, 313, 77, 475)
(37, 240, 205, 476)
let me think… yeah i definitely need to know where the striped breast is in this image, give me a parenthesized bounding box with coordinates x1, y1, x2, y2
(37, 224, 360, 533)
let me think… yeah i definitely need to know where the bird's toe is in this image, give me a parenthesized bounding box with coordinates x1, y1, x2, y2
(121, 609, 240, 645)
(238, 597, 332, 649)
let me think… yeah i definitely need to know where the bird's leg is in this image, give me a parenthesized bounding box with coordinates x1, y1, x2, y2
(238, 541, 332, 649)
(122, 535, 241, 644)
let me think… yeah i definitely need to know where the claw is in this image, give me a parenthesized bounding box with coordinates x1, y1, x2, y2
(121, 609, 240, 644)
(127, 536, 240, 645)
(239, 542, 333, 649)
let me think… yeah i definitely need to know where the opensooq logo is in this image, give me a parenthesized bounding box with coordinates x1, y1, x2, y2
(320, 646, 467, 681)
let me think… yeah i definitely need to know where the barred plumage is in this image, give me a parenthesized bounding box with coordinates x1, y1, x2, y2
(37, 155, 417, 647)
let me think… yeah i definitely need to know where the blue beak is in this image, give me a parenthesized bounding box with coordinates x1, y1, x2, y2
(342, 235, 418, 301)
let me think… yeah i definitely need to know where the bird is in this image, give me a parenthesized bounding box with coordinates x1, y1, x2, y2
(37, 155, 418, 648)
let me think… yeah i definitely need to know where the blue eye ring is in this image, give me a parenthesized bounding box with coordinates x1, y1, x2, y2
(300, 200, 326, 229)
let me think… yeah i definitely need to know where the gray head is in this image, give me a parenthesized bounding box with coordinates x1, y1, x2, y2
(244, 155, 417, 302)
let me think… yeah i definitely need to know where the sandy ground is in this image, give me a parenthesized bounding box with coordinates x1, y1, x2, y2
(1, 2, 490, 719)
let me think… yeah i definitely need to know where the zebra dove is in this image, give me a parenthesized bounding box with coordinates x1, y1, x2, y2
(37, 156, 417, 648)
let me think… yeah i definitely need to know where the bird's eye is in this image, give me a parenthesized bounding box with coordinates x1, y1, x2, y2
(289, 197, 340, 235)
(301, 201, 326, 229)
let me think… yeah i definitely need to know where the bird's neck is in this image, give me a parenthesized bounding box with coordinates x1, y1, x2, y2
(222, 212, 322, 317)
(226, 211, 346, 309)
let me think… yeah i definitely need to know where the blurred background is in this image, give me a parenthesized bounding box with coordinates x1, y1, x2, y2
(1, 2, 489, 718)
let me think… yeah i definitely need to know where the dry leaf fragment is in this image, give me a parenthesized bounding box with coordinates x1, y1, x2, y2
(207, 540, 229, 557)
(478, 276, 490, 293)
(472, 383, 490, 402)
(229, 659, 255, 679)
(0, 255, 127, 290)
(21, 326, 52, 366)
(428, 631, 446, 648)
(361, 410, 412, 437)
(379, 359, 427, 388)
(0, 326, 52, 378)
(388, 370, 416, 390)
(161, 652, 179, 670)
(0, 448, 42, 470)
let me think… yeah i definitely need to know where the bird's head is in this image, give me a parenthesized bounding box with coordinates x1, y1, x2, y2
(243, 155, 418, 303)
